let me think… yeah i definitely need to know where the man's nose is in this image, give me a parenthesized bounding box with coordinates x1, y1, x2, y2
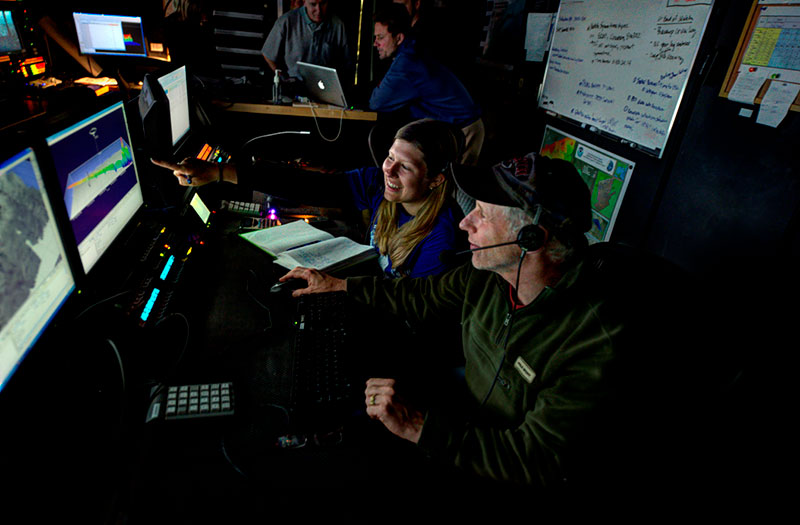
(459, 210, 477, 231)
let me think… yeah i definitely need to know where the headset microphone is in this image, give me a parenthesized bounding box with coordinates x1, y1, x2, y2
(439, 222, 546, 266)
(439, 240, 519, 265)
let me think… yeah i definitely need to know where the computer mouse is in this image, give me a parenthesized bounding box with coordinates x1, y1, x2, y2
(270, 279, 306, 293)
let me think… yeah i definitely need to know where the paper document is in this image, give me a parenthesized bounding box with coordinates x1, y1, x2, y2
(756, 81, 800, 127)
(239, 219, 375, 272)
(728, 67, 769, 104)
(240, 219, 333, 256)
(274, 237, 375, 271)
(525, 13, 556, 62)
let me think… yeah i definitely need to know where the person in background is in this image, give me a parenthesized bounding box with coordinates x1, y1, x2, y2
(151, 119, 467, 279)
(261, 0, 352, 86)
(370, 4, 484, 212)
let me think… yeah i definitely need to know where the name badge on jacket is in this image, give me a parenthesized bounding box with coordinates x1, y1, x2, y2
(514, 356, 536, 384)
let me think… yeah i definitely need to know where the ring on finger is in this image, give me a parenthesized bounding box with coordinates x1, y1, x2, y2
(369, 393, 377, 406)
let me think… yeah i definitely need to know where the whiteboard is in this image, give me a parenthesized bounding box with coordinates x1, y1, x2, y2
(539, 0, 715, 157)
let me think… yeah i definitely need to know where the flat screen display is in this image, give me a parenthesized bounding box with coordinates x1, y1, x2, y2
(73, 12, 147, 57)
(0, 148, 76, 391)
(46, 101, 144, 274)
(157, 65, 191, 148)
(0, 10, 23, 54)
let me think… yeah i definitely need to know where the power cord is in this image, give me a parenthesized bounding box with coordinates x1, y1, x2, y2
(105, 338, 127, 422)
(72, 289, 132, 321)
(306, 103, 346, 143)
(238, 130, 311, 155)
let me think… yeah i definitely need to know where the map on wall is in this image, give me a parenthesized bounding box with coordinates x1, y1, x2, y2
(540, 125, 635, 244)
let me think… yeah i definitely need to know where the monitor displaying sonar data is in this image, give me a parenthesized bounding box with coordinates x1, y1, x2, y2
(0, 148, 76, 392)
(72, 12, 147, 57)
(46, 101, 144, 274)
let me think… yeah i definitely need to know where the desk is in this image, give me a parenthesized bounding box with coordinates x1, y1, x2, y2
(213, 100, 378, 122)
(114, 209, 487, 522)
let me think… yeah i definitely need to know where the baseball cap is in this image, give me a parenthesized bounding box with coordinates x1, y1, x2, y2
(453, 152, 592, 235)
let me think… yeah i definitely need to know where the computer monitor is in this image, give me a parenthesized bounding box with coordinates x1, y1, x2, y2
(0, 9, 23, 54)
(72, 12, 147, 58)
(0, 148, 76, 392)
(46, 101, 144, 274)
(157, 65, 191, 149)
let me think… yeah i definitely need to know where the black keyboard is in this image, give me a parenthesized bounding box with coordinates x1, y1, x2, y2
(289, 292, 353, 410)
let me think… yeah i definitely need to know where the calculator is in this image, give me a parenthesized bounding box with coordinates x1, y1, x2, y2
(146, 382, 234, 422)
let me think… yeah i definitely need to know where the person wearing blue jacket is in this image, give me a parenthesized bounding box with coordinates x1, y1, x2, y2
(370, 4, 484, 169)
(151, 118, 467, 279)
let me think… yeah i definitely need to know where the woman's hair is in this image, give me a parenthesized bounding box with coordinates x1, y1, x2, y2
(373, 119, 462, 273)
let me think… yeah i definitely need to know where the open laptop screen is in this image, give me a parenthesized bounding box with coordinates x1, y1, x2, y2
(296, 61, 348, 108)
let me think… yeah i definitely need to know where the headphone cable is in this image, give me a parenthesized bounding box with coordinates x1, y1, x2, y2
(473, 248, 527, 412)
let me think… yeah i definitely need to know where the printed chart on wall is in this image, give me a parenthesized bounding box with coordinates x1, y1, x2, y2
(721, 1, 800, 126)
(540, 125, 634, 244)
(539, 0, 715, 158)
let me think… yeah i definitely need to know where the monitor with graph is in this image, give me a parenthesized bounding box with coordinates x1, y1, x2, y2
(46, 101, 144, 274)
(0, 148, 76, 392)
(72, 12, 147, 57)
(157, 65, 191, 149)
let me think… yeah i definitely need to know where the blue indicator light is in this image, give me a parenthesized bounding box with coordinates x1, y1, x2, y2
(141, 287, 161, 321)
(160, 256, 175, 280)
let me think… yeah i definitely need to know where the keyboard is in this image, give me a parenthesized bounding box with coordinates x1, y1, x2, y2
(289, 292, 353, 410)
(220, 199, 262, 216)
(146, 382, 235, 422)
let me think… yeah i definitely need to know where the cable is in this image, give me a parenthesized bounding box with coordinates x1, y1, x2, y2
(106, 338, 126, 397)
(474, 249, 528, 413)
(72, 289, 132, 321)
(238, 130, 311, 154)
(220, 403, 292, 478)
(307, 103, 346, 143)
(245, 270, 274, 329)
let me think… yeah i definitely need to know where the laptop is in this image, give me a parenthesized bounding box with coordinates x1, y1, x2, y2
(296, 61, 348, 108)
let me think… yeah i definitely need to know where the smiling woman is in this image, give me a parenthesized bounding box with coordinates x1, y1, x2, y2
(370, 119, 462, 277)
(151, 119, 468, 279)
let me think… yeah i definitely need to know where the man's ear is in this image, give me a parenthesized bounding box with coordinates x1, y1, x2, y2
(396, 33, 405, 46)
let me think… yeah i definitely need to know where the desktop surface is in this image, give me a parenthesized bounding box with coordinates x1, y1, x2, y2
(117, 207, 476, 521)
(1, 188, 496, 523)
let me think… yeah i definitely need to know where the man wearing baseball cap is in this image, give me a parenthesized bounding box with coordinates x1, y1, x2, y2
(281, 152, 630, 489)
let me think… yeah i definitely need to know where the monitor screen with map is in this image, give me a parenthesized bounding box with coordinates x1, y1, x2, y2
(0, 148, 76, 392)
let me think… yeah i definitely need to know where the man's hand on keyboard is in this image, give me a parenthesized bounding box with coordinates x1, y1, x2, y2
(280, 267, 347, 297)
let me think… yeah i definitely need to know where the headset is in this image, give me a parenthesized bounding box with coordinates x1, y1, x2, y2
(515, 205, 547, 253)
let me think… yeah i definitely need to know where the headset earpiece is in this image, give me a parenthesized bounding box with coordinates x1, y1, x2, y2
(517, 224, 546, 252)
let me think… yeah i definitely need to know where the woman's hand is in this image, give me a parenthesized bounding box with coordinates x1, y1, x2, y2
(279, 267, 347, 297)
(151, 157, 228, 186)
